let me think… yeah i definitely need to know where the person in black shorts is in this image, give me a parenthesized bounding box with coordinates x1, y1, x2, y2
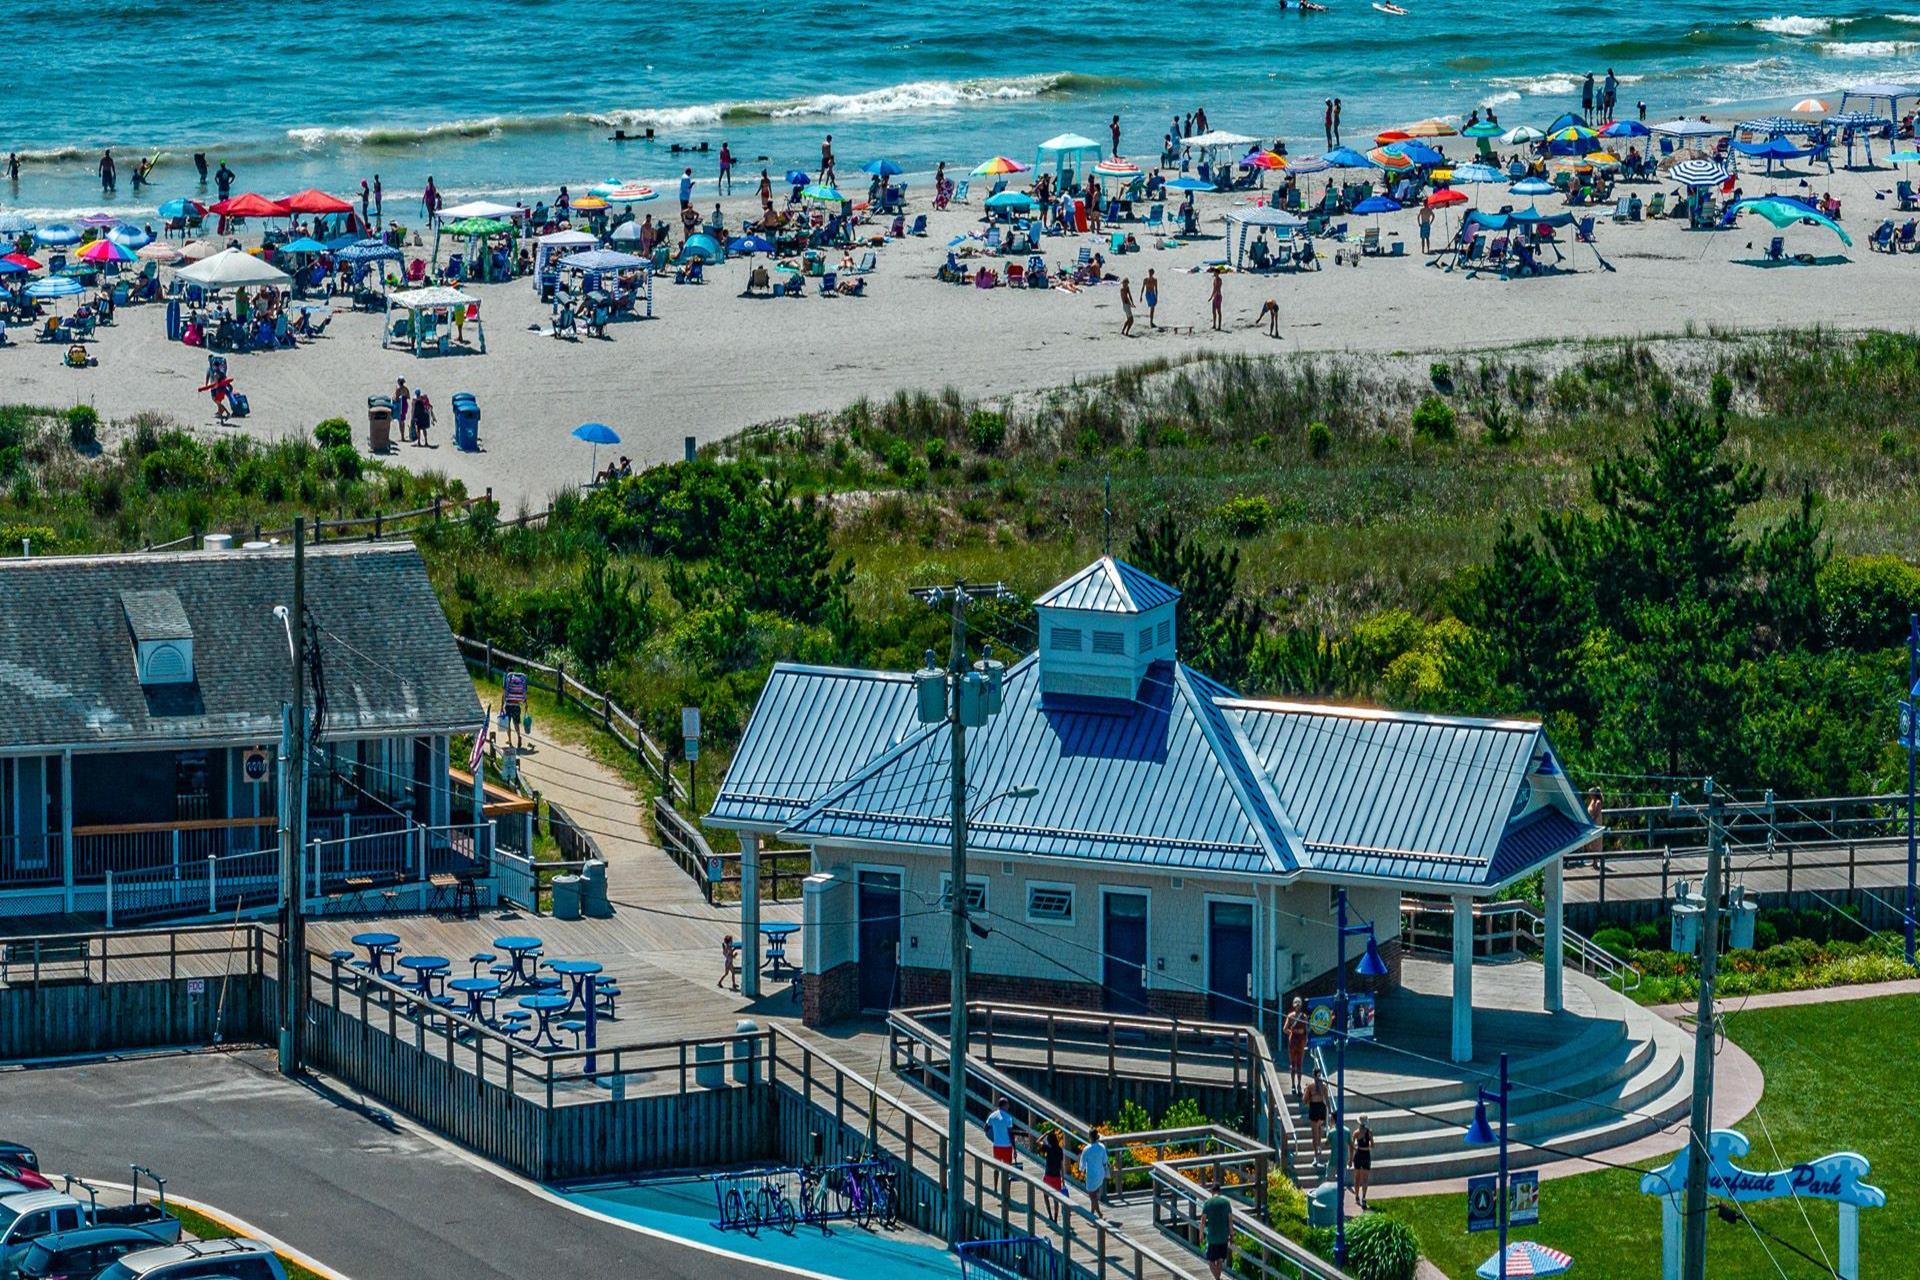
(1303, 1066, 1330, 1163)
(1202, 1181, 1232, 1278)
(1351, 1116, 1375, 1207)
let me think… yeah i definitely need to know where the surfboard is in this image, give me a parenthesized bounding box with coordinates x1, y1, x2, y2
(1372, 2, 1408, 13)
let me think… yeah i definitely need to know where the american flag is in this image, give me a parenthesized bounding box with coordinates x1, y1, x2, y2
(468, 704, 492, 774)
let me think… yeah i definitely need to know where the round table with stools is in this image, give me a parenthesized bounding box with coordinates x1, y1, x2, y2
(448, 975, 501, 1020)
(493, 935, 544, 985)
(518, 993, 570, 1049)
(396, 954, 450, 995)
(350, 931, 401, 975)
(544, 958, 604, 1013)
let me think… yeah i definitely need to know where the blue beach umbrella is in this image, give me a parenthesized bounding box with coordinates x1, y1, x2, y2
(0, 213, 32, 235)
(1322, 146, 1373, 169)
(1509, 176, 1556, 196)
(785, 170, 810, 186)
(35, 222, 81, 247)
(864, 158, 903, 177)
(26, 276, 83, 299)
(0, 259, 25, 276)
(984, 190, 1034, 211)
(727, 234, 774, 254)
(1165, 175, 1215, 191)
(1385, 140, 1445, 166)
(156, 197, 203, 219)
(107, 223, 153, 248)
(572, 421, 621, 480)
(1450, 163, 1505, 184)
(680, 234, 724, 263)
(277, 236, 329, 255)
(1352, 195, 1402, 215)
(1601, 119, 1649, 139)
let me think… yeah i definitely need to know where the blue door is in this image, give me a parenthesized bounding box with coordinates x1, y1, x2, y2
(1207, 901, 1255, 1023)
(1103, 892, 1150, 1014)
(857, 871, 902, 1011)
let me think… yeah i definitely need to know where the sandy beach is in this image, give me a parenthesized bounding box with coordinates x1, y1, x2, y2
(4, 155, 1916, 507)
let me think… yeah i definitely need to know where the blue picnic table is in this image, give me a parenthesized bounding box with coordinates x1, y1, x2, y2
(518, 993, 570, 1049)
(448, 975, 500, 1019)
(350, 931, 401, 975)
(396, 954, 450, 994)
(544, 958, 603, 1012)
(493, 935, 544, 985)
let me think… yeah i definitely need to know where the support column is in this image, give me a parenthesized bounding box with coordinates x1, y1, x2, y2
(59, 751, 73, 914)
(1451, 893, 1474, 1063)
(741, 831, 762, 999)
(1543, 856, 1566, 1014)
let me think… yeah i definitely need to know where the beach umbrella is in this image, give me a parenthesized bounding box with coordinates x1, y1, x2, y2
(1322, 146, 1372, 168)
(156, 197, 205, 220)
(1601, 119, 1649, 138)
(0, 259, 24, 277)
(1462, 121, 1504, 139)
(1736, 196, 1852, 247)
(1451, 163, 1504, 184)
(282, 188, 353, 215)
(175, 247, 293, 287)
(1385, 140, 1446, 165)
(75, 238, 136, 264)
(1585, 152, 1623, 169)
(608, 221, 647, 243)
(984, 190, 1034, 211)
(1501, 125, 1545, 144)
(586, 179, 621, 197)
(1239, 150, 1288, 170)
(1793, 98, 1830, 114)
(1375, 130, 1413, 145)
(801, 183, 846, 203)
(276, 236, 330, 255)
(571, 195, 609, 211)
(4, 252, 43, 270)
(572, 422, 620, 479)
(178, 238, 224, 261)
(1509, 176, 1555, 196)
(1285, 155, 1332, 175)
(35, 222, 82, 247)
(604, 182, 657, 202)
(137, 241, 182, 264)
(1094, 158, 1143, 179)
(1890, 149, 1920, 165)
(727, 234, 774, 254)
(26, 276, 83, 299)
(679, 234, 723, 263)
(863, 158, 904, 177)
(442, 200, 521, 220)
(79, 213, 119, 229)
(1368, 147, 1417, 171)
(1425, 189, 1467, 208)
(1670, 157, 1731, 187)
(1476, 1242, 1571, 1280)
(107, 223, 153, 248)
(1400, 117, 1458, 137)
(1165, 174, 1215, 191)
(1353, 195, 1401, 215)
(972, 156, 1028, 175)
(210, 192, 291, 219)
(785, 169, 810, 186)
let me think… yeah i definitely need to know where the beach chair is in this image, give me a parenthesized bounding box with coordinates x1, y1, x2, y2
(1647, 192, 1666, 219)
(779, 273, 804, 297)
(1900, 220, 1917, 251)
(1897, 181, 1915, 211)
(1295, 238, 1320, 270)
(1609, 195, 1631, 222)
(1764, 236, 1784, 262)
(983, 226, 1002, 254)
(1026, 254, 1048, 286)
(1145, 203, 1165, 233)
(954, 179, 970, 203)
(818, 271, 837, 296)
(1871, 220, 1896, 252)
(1359, 226, 1381, 255)
(1109, 230, 1125, 256)
(909, 214, 928, 236)
(1715, 204, 1740, 230)
(1007, 262, 1024, 287)
(1075, 245, 1092, 270)
(1576, 216, 1596, 244)
(1271, 239, 1294, 270)
(440, 253, 464, 282)
(853, 250, 877, 274)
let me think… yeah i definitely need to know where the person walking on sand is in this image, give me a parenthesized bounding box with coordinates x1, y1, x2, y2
(411, 388, 433, 447)
(392, 376, 410, 440)
(1255, 297, 1281, 337)
(1120, 277, 1135, 335)
(718, 933, 740, 990)
(1202, 1181, 1233, 1280)
(1282, 996, 1310, 1092)
(678, 166, 694, 209)
(1209, 271, 1223, 330)
(1142, 268, 1159, 327)
(422, 176, 440, 225)
(1110, 114, 1122, 157)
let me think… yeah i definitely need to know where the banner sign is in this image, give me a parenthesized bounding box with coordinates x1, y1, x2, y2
(1639, 1129, 1884, 1208)
(1467, 1171, 1539, 1232)
(1306, 993, 1377, 1046)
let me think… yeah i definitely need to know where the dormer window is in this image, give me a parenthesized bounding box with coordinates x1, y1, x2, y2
(121, 589, 194, 686)
(1032, 557, 1181, 703)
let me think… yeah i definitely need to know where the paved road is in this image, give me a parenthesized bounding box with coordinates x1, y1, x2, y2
(14, 1048, 793, 1280)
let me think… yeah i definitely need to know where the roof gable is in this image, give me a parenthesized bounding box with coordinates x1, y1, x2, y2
(1033, 557, 1180, 614)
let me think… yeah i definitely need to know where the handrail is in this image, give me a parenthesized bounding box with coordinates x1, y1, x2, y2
(1150, 1164, 1351, 1280)
(1400, 897, 1642, 992)
(72, 816, 277, 837)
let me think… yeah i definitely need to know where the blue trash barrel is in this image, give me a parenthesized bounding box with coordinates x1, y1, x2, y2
(451, 392, 479, 451)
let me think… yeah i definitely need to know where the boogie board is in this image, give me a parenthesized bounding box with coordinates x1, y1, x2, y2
(1372, 2, 1408, 12)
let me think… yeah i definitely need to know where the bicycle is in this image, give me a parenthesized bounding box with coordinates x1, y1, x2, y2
(798, 1163, 833, 1233)
(865, 1162, 900, 1229)
(758, 1180, 798, 1235)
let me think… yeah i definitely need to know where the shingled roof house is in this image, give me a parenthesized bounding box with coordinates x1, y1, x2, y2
(0, 543, 492, 927)
(708, 558, 1600, 1061)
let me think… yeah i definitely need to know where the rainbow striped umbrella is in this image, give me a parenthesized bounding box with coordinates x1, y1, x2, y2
(76, 238, 136, 263)
(972, 155, 1029, 175)
(1093, 158, 1142, 180)
(1477, 1242, 1572, 1279)
(1240, 150, 1288, 170)
(1368, 147, 1417, 171)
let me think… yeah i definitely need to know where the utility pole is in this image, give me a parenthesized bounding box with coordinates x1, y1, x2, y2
(1681, 778, 1725, 1280)
(277, 519, 309, 1077)
(1905, 615, 1917, 968)
(910, 579, 1012, 1247)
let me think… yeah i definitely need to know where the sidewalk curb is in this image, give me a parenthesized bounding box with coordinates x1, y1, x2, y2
(87, 1180, 351, 1280)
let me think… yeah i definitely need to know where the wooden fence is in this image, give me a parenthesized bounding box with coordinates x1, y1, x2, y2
(141, 491, 541, 553)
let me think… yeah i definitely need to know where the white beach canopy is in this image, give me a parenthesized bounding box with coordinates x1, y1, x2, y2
(441, 199, 524, 220)
(532, 228, 599, 290)
(1225, 206, 1307, 266)
(385, 286, 484, 356)
(175, 247, 292, 288)
(1035, 132, 1103, 179)
(1186, 130, 1258, 149)
(1648, 118, 1730, 137)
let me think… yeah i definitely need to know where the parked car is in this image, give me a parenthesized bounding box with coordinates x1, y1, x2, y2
(95, 1240, 286, 1280)
(14, 1227, 166, 1280)
(0, 1193, 179, 1275)
(0, 1150, 36, 1176)
(0, 1168, 50, 1196)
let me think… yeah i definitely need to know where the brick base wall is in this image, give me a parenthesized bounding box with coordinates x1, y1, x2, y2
(1283, 936, 1404, 1004)
(899, 965, 1108, 1012)
(1144, 989, 1209, 1021)
(803, 962, 860, 1027)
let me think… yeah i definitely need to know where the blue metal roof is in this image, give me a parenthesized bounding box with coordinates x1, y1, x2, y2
(1033, 557, 1180, 614)
(780, 656, 1297, 876)
(705, 663, 923, 829)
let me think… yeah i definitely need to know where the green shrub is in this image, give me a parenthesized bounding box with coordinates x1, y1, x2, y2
(1306, 420, 1332, 458)
(1879, 429, 1901, 456)
(1591, 927, 1636, 958)
(1819, 555, 1920, 650)
(1219, 495, 1274, 537)
(1710, 370, 1734, 417)
(1410, 395, 1455, 442)
(65, 404, 99, 449)
(313, 417, 353, 450)
(1344, 1213, 1420, 1280)
(1429, 360, 1454, 392)
(322, 443, 361, 481)
(967, 409, 1007, 453)
(1480, 400, 1520, 445)
(1160, 1096, 1209, 1131)
(1250, 432, 1274, 451)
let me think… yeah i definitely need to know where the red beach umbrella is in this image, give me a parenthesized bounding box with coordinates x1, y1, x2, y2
(210, 192, 291, 218)
(2, 252, 43, 270)
(282, 188, 354, 215)
(1425, 189, 1467, 208)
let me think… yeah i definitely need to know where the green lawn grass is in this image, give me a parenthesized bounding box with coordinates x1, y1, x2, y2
(1379, 994, 1917, 1279)
(170, 1202, 328, 1280)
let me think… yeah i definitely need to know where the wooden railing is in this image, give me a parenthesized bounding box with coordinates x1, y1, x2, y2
(654, 801, 810, 905)
(139, 490, 527, 552)
(0, 921, 273, 988)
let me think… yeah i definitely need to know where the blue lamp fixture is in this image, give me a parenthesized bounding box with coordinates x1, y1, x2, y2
(1333, 888, 1389, 1267)
(1464, 1052, 1512, 1280)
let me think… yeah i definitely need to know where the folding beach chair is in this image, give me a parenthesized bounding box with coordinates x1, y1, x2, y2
(909, 214, 928, 236)
(955, 179, 970, 203)
(1609, 195, 1631, 222)
(1899, 220, 1917, 251)
(1898, 180, 1916, 211)
(1764, 236, 1784, 262)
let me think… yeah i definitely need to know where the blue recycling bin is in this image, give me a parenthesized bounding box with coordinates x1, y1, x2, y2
(451, 391, 479, 451)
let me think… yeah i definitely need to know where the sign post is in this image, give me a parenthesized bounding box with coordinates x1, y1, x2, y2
(681, 706, 701, 814)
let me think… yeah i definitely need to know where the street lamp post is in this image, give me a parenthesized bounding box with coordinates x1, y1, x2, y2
(1905, 614, 1918, 969)
(1465, 1052, 1512, 1280)
(1333, 887, 1390, 1267)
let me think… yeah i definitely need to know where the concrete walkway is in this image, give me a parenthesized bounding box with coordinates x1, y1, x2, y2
(1652, 975, 1920, 1022)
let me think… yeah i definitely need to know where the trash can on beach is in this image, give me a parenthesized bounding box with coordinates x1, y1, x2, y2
(452, 391, 480, 451)
(551, 874, 583, 921)
(366, 395, 392, 452)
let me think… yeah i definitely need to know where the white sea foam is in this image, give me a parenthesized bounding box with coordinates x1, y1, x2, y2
(1816, 37, 1920, 54)
(1752, 15, 1853, 34)
(1480, 89, 1522, 107)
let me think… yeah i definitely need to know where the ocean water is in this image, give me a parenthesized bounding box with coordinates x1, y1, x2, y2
(3, 0, 1918, 218)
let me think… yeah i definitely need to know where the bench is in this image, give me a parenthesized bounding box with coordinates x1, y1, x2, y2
(2, 938, 91, 982)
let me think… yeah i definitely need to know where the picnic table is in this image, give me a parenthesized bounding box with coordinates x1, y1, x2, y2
(396, 954, 450, 994)
(544, 958, 603, 1012)
(448, 975, 501, 1019)
(518, 993, 570, 1049)
(761, 922, 800, 979)
(493, 935, 544, 984)
(350, 931, 400, 975)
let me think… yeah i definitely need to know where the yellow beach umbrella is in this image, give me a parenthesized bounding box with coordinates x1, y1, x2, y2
(972, 155, 1030, 176)
(571, 195, 609, 211)
(1400, 117, 1459, 138)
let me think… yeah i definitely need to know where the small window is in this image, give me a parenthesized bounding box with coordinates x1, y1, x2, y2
(1157, 619, 1172, 646)
(940, 874, 989, 912)
(1050, 626, 1083, 652)
(1027, 883, 1074, 923)
(1092, 630, 1125, 655)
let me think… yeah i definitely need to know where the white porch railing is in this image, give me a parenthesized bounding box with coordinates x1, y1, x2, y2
(1401, 896, 1642, 992)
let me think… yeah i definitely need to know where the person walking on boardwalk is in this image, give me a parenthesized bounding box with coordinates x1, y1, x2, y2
(1082, 1129, 1110, 1217)
(1203, 1181, 1233, 1279)
(985, 1096, 1022, 1195)
(500, 669, 530, 749)
(1282, 996, 1310, 1093)
(1304, 1065, 1330, 1164)
(718, 933, 740, 991)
